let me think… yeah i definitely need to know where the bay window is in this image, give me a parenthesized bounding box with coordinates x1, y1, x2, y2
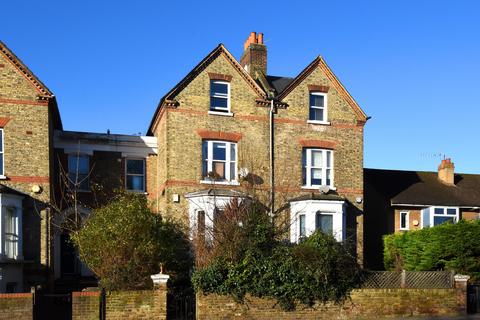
(202, 140, 237, 182)
(302, 148, 333, 188)
(422, 206, 459, 228)
(315, 211, 333, 234)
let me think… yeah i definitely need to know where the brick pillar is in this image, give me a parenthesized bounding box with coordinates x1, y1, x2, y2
(454, 274, 470, 314)
(150, 272, 169, 320)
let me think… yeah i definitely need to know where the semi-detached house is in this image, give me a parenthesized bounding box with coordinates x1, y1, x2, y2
(0, 32, 370, 293)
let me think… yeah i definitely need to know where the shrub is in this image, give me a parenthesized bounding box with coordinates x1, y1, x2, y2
(71, 192, 192, 291)
(384, 220, 480, 280)
(192, 202, 361, 311)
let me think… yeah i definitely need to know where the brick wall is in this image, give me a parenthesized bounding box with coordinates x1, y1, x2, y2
(0, 293, 33, 320)
(72, 291, 99, 320)
(197, 286, 468, 320)
(72, 286, 167, 320)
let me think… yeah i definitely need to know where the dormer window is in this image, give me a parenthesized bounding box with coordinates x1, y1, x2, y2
(210, 81, 230, 113)
(308, 92, 328, 124)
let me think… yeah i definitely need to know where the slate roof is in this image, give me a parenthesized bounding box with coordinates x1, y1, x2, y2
(184, 188, 248, 199)
(0, 184, 27, 197)
(364, 168, 480, 207)
(289, 192, 345, 202)
(265, 75, 294, 95)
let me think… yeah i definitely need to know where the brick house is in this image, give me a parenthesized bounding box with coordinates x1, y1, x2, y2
(0, 40, 61, 292)
(147, 32, 368, 259)
(0, 32, 368, 292)
(364, 159, 480, 269)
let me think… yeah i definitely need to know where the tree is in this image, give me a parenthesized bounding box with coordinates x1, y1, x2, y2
(71, 192, 192, 291)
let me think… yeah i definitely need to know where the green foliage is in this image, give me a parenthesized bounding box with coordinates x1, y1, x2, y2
(71, 192, 192, 291)
(384, 220, 480, 280)
(192, 207, 361, 310)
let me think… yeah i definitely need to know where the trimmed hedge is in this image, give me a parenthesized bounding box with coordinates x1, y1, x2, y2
(384, 219, 480, 280)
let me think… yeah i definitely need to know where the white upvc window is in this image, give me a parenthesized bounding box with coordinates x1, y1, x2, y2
(68, 154, 90, 191)
(210, 81, 230, 113)
(4, 207, 18, 259)
(315, 211, 334, 234)
(400, 211, 409, 230)
(202, 140, 237, 182)
(421, 206, 459, 228)
(0, 129, 4, 177)
(308, 92, 328, 123)
(302, 148, 333, 188)
(125, 158, 146, 192)
(299, 214, 306, 238)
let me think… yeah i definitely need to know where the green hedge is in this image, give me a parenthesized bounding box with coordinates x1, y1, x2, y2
(384, 220, 480, 280)
(192, 231, 361, 310)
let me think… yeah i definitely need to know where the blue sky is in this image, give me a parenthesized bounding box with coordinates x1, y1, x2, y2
(2, 1, 479, 173)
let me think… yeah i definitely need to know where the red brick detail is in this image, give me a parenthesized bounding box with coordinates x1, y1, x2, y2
(196, 129, 243, 142)
(0, 117, 11, 127)
(208, 72, 233, 82)
(308, 84, 330, 93)
(72, 291, 100, 297)
(26, 130, 33, 135)
(298, 139, 336, 149)
(0, 64, 5, 68)
(0, 293, 32, 298)
(8, 176, 49, 183)
(0, 98, 48, 106)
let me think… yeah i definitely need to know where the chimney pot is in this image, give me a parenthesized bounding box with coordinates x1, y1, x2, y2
(240, 31, 267, 78)
(258, 33, 264, 44)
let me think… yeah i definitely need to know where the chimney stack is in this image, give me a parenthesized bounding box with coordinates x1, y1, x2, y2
(240, 32, 267, 78)
(438, 158, 455, 185)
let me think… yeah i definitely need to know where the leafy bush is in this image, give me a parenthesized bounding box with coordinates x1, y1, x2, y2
(71, 192, 192, 291)
(192, 204, 361, 310)
(384, 220, 480, 280)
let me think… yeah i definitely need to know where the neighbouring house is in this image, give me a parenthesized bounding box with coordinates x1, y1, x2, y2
(364, 158, 480, 270)
(147, 32, 367, 259)
(0, 31, 369, 292)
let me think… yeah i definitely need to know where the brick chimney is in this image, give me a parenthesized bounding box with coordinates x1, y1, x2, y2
(240, 32, 267, 78)
(438, 158, 455, 185)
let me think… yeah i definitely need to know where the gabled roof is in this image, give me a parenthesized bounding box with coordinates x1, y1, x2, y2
(148, 44, 267, 134)
(276, 56, 367, 122)
(365, 168, 480, 208)
(0, 41, 62, 129)
(0, 41, 54, 98)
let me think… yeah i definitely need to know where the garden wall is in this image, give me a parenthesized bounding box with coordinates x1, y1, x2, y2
(197, 276, 469, 320)
(0, 293, 33, 320)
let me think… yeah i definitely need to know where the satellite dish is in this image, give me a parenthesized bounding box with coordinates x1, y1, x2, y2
(239, 167, 249, 178)
(319, 186, 330, 194)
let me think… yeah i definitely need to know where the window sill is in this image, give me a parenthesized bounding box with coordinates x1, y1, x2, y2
(200, 180, 240, 186)
(208, 111, 234, 117)
(301, 186, 336, 191)
(126, 190, 148, 194)
(307, 120, 331, 125)
(0, 175, 7, 180)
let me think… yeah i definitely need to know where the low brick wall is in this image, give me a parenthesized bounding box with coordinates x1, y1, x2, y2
(106, 288, 167, 320)
(0, 293, 33, 320)
(72, 291, 100, 320)
(72, 284, 167, 320)
(197, 287, 468, 319)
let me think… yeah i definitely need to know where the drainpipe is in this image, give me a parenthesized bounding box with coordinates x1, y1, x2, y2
(269, 96, 275, 217)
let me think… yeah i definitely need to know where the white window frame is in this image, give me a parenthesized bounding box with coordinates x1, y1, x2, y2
(4, 206, 18, 259)
(299, 214, 306, 238)
(307, 92, 329, 125)
(209, 80, 231, 114)
(125, 158, 146, 192)
(302, 148, 334, 188)
(399, 211, 409, 230)
(430, 206, 459, 227)
(201, 140, 237, 184)
(67, 154, 90, 192)
(0, 128, 5, 178)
